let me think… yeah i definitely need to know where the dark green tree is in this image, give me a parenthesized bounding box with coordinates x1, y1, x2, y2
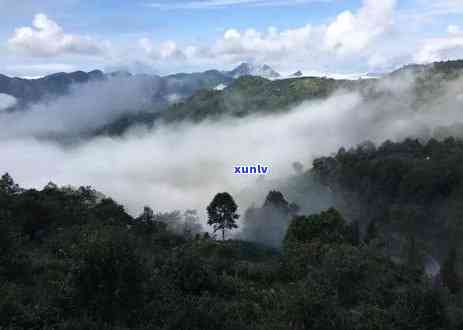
(0, 173, 21, 195)
(92, 198, 132, 226)
(284, 208, 348, 248)
(263, 190, 289, 209)
(207, 192, 239, 240)
(242, 191, 300, 247)
(263, 190, 299, 215)
(69, 228, 145, 325)
(136, 206, 155, 223)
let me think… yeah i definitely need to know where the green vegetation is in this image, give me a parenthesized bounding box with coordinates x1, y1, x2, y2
(312, 138, 463, 266)
(162, 75, 348, 122)
(390, 60, 463, 109)
(4, 60, 463, 328)
(207, 192, 240, 240)
(95, 59, 463, 136)
(3, 143, 463, 329)
(99, 75, 354, 134)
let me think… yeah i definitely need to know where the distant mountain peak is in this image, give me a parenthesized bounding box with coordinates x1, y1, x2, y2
(228, 62, 280, 79)
(108, 70, 132, 78)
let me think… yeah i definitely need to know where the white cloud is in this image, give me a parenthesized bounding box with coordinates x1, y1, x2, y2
(181, 24, 321, 70)
(0, 76, 158, 139)
(4, 0, 456, 77)
(448, 25, 462, 35)
(0, 94, 17, 110)
(415, 26, 463, 64)
(159, 40, 186, 60)
(139, 38, 186, 61)
(415, 38, 463, 64)
(137, 0, 398, 72)
(8, 13, 109, 57)
(212, 25, 313, 60)
(324, 0, 397, 55)
(5, 74, 463, 217)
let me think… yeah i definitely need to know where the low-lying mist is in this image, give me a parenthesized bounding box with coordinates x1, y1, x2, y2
(3, 72, 463, 231)
(0, 76, 159, 139)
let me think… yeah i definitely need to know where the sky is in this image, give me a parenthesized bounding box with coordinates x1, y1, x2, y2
(1, 0, 463, 77)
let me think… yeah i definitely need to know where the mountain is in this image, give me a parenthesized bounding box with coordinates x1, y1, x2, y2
(0, 68, 233, 111)
(226, 63, 281, 79)
(98, 59, 463, 135)
(388, 59, 463, 108)
(365, 72, 385, 78)
(292, 70, 303, 77)
(0, 62, 279, 111)
(107, 70, 133, 78)
(161, 75, 356, 123)
(98, 74, 339, 135)
(5, 58, 463, 137)
(390, 59, 463, 77)
(162, 69, 233, 101)
(0, 70, 104, 108)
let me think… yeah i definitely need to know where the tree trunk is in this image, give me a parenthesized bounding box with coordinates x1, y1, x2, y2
(222, 228, 225, 241)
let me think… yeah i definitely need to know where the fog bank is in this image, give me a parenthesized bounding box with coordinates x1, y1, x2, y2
(3, 74, 463, 221)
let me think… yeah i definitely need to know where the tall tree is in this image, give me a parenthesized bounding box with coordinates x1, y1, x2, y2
(263, 190, 299, 215)
(263, 190, 289, 210)
(0, 173, 21, 195)
(207, 192, 239, 240)
(136, 206, 155, 223)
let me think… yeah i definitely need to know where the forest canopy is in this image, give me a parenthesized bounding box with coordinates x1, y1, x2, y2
(3, 137, 463, 329)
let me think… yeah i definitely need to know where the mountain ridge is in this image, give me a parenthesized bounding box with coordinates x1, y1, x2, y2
(96, 59, 463, 135)
(3, 59, 463, 137)
(0, 62, 279, 110)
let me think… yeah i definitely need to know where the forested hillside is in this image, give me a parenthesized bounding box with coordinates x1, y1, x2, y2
(4, 1, 463, 328)
(97, 59, 463, 136)
(0, 70, 104, 108)
(311, 138, 463, 262)
(3, 137, 463, 329)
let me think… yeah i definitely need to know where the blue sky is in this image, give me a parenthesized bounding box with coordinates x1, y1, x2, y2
(1, 0, 463, 77)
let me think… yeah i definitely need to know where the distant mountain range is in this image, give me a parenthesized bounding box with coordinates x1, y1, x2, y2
(3, 59, 463, 137)
(226, 63, 281, 79)
(0, 70, 105, 108)
(0, 63, 283, 111)
(96, 59, 463, 135)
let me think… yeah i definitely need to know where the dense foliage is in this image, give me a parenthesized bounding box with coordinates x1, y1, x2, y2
(312, 138, 463, 266)
(207, 192, 240, 240)
(1, 168, 463, 329)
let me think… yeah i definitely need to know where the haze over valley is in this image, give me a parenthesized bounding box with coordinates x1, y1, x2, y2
(3, 1, 463, 329)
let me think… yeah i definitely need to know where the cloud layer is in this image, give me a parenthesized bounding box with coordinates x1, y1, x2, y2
(0, 93, 17, 110)
(134, 0, 400, 75)
(0, 76, 158, 139)
(3, 72, 463, 220)
(3, 1, 463, 76)
(8, 14, 109, 57)
(415, 25, 463, 64)
(324, 0, 396, 55)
